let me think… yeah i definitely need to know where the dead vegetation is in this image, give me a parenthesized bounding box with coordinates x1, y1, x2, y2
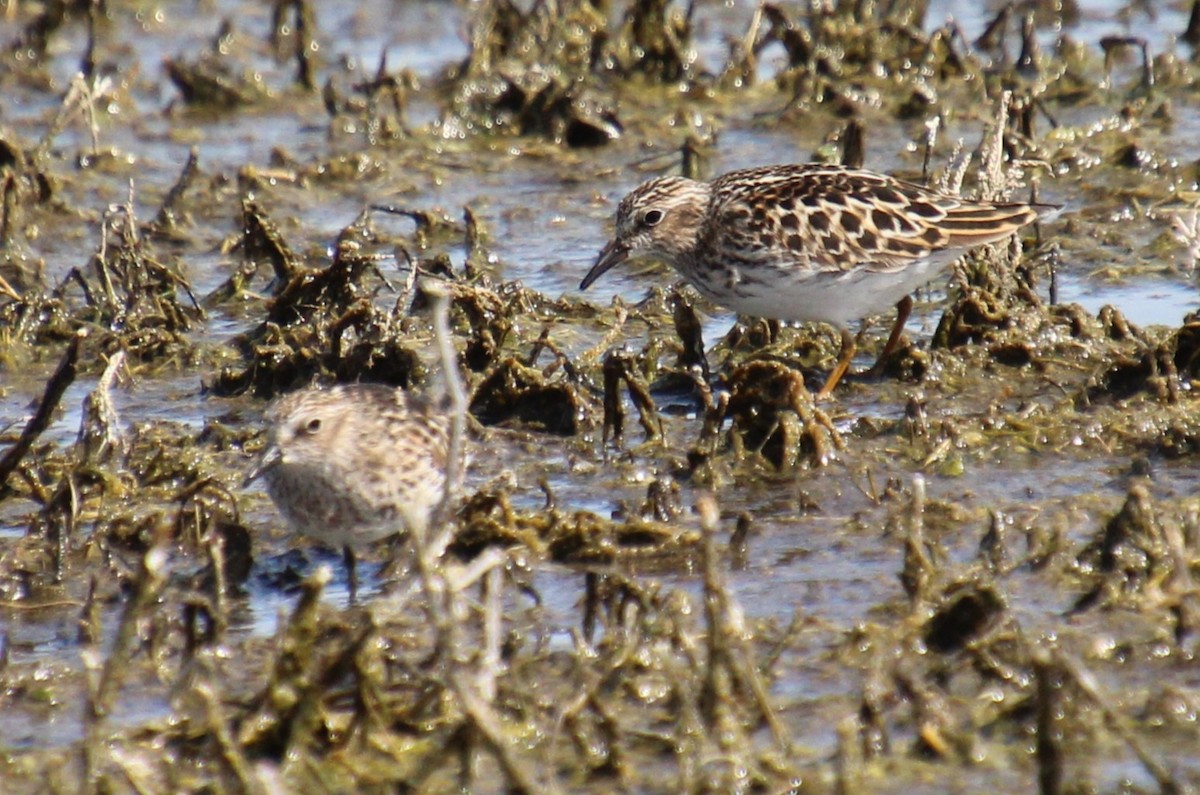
(2, 0, 1200, 792)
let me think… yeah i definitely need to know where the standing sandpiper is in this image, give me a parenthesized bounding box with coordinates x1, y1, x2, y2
(245, 383, 457, 600)
(580, 163, 1049, 398)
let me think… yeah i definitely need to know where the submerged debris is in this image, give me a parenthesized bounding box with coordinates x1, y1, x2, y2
(441, 0, 620, 145)
(5, 0, 1200, 792)
(470, 356, 588, 435)
(723, 360, 842, 469)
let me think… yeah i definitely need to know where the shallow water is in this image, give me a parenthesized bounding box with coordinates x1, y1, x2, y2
(0, 0, 1190, 620)
(3, 0, 1200, 789)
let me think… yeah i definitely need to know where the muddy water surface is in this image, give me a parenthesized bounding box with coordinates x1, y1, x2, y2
(3, 0, 1200, 792)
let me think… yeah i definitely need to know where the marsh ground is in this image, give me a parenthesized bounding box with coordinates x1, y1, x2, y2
(2, 0, 1200, 792)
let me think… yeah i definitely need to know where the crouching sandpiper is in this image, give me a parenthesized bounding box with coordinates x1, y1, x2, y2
(245, 382, 458, 601)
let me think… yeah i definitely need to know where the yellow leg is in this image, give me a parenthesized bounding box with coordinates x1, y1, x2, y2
(867, 295, 913, 376)
(816, 327, 856, 400)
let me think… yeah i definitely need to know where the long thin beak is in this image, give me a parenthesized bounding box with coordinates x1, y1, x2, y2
(243, 444, 281, 488)
(579, 238, 629, 290)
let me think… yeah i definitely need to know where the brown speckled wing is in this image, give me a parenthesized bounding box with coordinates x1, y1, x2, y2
(349, 385, 453, 490)
(708, 164, 1038, 275)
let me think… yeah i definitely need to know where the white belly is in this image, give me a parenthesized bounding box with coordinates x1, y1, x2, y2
(691, 251, 961, 328)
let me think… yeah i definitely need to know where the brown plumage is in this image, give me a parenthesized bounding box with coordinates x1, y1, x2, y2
(581, 163, 1052, 398)
(246, 383, 457, 598)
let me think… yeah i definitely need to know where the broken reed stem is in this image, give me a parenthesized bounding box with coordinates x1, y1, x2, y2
(1032, 649, 1063, 795)
(902, 474, 933, 605)
(205, 530, 229, 641)
(0, 330, 85, 500)
(921, 116, 939, 183)
(196, 680, 263, 795)
(0, 270, 20, 300)
(480, 564, 502, 703)
(835, 713, 863, 795)
(81, 543, 168, 792)
(978, 90, 1011, 201)
(427, 280, 466, 560)
(696, 492, 791, 753)
(37, 71, 110, 159)
(601, 350, 626, 445)
(408, 502, 544, 795)
(1055, 651, 1186, 795)
(409, 281, 553, 795)
(150, 147, 200, 233)
(292, 0, 318, 91)
(698, 492, 732, 729)
(91, 545, 169, 717)
(579, 303, 629, 366)
(78, 349, 127, 466)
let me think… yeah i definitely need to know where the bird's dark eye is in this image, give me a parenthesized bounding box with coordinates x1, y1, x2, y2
(642, 209, 665, 227)
(303, 418, 321, 434)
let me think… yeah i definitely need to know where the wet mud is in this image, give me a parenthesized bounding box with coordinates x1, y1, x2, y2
(3, 0, 1200, 792)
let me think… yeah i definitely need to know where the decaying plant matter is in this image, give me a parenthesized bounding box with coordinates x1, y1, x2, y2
(3, 0, 1200, 792)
